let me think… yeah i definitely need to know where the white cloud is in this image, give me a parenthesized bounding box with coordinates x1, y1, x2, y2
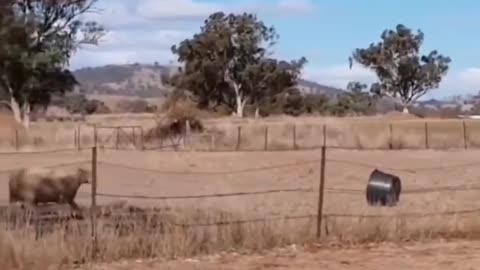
(303, 64, 480, 99)
(71, 0, 318, 69)
(136, 0, 317, 20)
(457, 68, 480, 88)
(70, 48, 178, 68)
(276, 0, 317, 14)
(81, 29, 191, 51)
(71, 29, 189, 68)
(137, 0, 222, 20)
(303, 64, 377, 89)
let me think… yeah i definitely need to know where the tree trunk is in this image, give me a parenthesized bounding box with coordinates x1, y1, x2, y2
(235, 95, 246, 117)
(402, 106, 409, 114)
(9, 97, 30, 129)
(255, 107, 260, 118)
(10, 97, 22, 124)
(232, 82, 246, 118)
(22, 103, 31, 129)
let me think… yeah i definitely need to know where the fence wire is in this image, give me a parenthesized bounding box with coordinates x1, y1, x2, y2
(0, 147, 80, 155)
(94, 187, 315, 200)
(178, 207, 480, 227)
(0, 160, 91, 174)
(97, 159, 320, 175)
(2, 146, 480, 230)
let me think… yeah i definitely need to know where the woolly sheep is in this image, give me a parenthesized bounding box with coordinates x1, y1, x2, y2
(8, 166, 91, 210)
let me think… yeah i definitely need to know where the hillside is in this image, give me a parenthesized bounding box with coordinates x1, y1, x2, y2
(73, 63, 345, 98)
(73, 63, 172, 98)
(72, 63, 475, 114)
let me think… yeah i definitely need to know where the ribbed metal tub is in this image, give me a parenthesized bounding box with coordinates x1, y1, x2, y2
(366, 169, 402, 207)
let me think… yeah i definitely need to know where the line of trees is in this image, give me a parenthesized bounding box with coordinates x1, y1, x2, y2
(0, 2, 453, 129)
(165, 13, 452, 117)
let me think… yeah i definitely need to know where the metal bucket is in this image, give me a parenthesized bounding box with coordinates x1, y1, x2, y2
(366, 169, 402, 207)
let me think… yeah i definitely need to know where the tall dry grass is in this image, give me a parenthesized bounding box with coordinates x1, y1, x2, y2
(4, 114, 480, 151)
(2, 206, 480, 269)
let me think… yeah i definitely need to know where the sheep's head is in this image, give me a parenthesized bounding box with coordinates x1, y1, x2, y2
(77, 168, 91, 184)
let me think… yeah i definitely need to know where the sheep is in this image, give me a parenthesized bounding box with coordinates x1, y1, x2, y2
(8, 166, 91, 211)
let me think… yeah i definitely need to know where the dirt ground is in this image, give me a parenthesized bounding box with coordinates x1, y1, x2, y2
(1, 148, 480, 221)
(75, 240, 480, 270)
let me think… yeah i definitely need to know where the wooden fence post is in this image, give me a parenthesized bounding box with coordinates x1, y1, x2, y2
(389, 123, 393, 150)
(185, 120, 191, 149)
(131, 127, 136, 149)
(236, 126, 242, 151)
(139, 127, 145, 151)
(93, 125, 98, 148)
(210, 133, 216, 151)
(424, 122, 429, 149)
(264, 126, 268, 151)
(90, 146, 98, 260)
(77, 125, 81, 151)
(322, 124, 327, 147)
(14, 128, 19, 150)
(292, 124, 297, 150)
(74, 129, 77, 150)
(115, 127, 120, 149)
(463, 120, 468, 149)
(316, 124, 327, 239)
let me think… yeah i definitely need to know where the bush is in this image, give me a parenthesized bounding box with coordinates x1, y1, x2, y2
(85, 99, 111, 114)
(145, 99, 204, 142)
(51, 93, 111, 115)
(115, 99, 158, 113)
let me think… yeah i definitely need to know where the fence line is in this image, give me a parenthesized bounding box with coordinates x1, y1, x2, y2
(93, 187, 315, 200)
(328, 158, 480, 173)
(78, 183, 480, 203)
(97, 157, 480, 176)
(18, 119, 480, 152)
(3, 145, 480, 256)
(0, 147, 80, 155)
(101, 207, 480, 228)
(325, 208, 480, 218)
(97, 159, 320, 175)
(326, 183, 480, 195)
(0, 160, 91, 174)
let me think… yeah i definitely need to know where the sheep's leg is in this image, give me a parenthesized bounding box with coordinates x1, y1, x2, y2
(68, 199, 85, 219)
(8, 190, 18, 204)
(68, 199, 79, 210)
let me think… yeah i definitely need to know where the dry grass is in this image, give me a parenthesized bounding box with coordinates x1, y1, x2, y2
(0, 148, 480, 268)
(2, 115, 480, 268)
(4, 114, 480, 151)
(1, 208, 480, 269)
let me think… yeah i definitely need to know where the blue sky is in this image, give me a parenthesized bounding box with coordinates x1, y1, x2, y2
(72, 0, 480, 99)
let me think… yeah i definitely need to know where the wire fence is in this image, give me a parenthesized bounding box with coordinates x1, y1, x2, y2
(13, 119, 480, 152)
(1, 145, 480, 258)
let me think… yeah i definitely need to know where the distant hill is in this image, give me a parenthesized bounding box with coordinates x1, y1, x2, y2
(73, 63, 172, 98)
(73, 63, 476, 113)
(73, 63, 345, 98)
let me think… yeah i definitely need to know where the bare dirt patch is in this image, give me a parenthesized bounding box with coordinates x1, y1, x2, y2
(74, 240, 480, 270)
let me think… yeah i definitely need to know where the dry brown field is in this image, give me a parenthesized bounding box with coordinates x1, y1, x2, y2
(74, 240, 480, 270)
(5, 112, 480, 151)
(2, 113, 480, 269)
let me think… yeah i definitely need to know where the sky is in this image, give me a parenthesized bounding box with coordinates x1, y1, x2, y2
(71, 0, 480, 100)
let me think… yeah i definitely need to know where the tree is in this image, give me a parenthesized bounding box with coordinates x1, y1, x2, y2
(245, 57, 307, 117)
(0, 0, 105, 128)
(303, 93, 330, 114)
(349, 24, 451, 113)
(170, 12, 306, 117)
(330, 81, 378, 116)
(344, 81, 378, 115)
(281, 87, 304, 116)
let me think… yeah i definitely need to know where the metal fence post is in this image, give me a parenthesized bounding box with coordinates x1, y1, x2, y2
(316, 125, 327, 238)
(90, 146, 98, 260)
